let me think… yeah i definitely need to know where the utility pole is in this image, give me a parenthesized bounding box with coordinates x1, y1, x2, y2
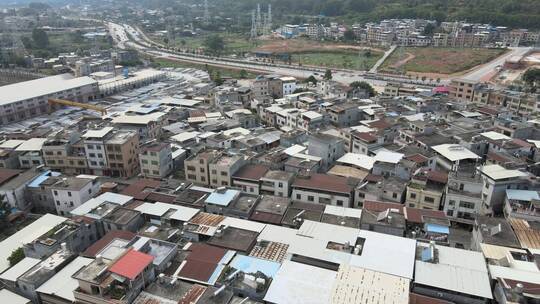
(203, 0, 210, 25)
(250, 10, 257, 40)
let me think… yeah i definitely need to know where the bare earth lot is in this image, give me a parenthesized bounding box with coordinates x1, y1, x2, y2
(381, 47, 508, 75)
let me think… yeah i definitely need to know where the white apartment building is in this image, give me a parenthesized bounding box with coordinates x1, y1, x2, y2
(82, 127, 113, 175)
(50, 176, 101, 216)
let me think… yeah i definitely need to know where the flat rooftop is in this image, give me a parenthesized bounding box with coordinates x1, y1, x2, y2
(0, 73, 96, 105)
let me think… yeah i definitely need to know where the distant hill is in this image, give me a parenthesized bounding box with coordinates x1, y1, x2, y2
(214, 0, 540, 29)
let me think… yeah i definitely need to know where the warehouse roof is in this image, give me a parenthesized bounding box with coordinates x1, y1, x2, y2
(0, 74, 96, 105)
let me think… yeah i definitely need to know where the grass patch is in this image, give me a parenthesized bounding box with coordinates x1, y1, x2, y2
(152, 57, 259, 79)
(291, 50, 383, 70)
(153, 33, 257, 55)
(381, 47, 508, 74)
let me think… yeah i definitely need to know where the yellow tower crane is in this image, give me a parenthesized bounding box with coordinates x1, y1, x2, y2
(48, 98, 107, 116)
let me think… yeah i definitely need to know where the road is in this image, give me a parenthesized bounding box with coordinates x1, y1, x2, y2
(369, 45, 397, 73)
(460, 47, 532, 82)
(109, 21, 455, 87)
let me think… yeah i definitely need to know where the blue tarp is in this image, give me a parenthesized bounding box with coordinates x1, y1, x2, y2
(229, 255, 281, 278)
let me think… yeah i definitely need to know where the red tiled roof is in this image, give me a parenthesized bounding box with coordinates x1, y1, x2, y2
(82, 230, 136, 257)
(232, 164, 269, 181)
(179, 284, 207, 304)
(404, 207, 446, 224)
(292, 173, 354, 194)
(0, 168, 21, 185)
(364, 200, 404, 213)
(108, 248, 154, 280)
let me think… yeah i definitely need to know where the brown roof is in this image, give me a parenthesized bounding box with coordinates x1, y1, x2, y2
(0, 168, 21, 185)
(140, 142, 169, 153)
(404, 207, 447, 224)
(82, 230, 136, 257)
(476, 107, 499, 116)
(178, 259, 217, 282)
(509, 218, 540, 249)
(405, 153, 429, 164)
(121, 179, 161, 198)
(249, 211, 284, 225)
(232, 164, 269, 181)
(426, 170, 448, 184)
(367, 119, 392, 130)
(189, 212, 225, 227)
(353, 132, 377, 143)
(364, 200, 404, 213)
(511, 138, 533, 148)
(365, 174, 383, 182)
(186, 243, 227, 264)
(409, 293, 453, 304)
(179, 285, 207, 304)
(292, 173, 354, 194)
(488, 152, 511, 163)
(146, 192, 176, 203)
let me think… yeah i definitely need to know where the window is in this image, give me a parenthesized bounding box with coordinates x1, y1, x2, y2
(68, 192, 72, 197)
(296, 194, 301, 200)
(69, 202, 74, 207)
(308, 195, 314, 202)
(336, 200, 343, 206)
(89, 153, 96, 157)
(459, 201, 475, 209)
(448, 200, 455, 206)
(392, 193, 397, 199)
(187, 166, 195, 171)
(424, 197, 435, 203)
(278, 182, 283, 188)
(409, 193, 416, 199)
(53, 190, 58, 195)
(212, 170, 217, 174)
(200, 168, 205, 173)
(151, 161, 158, 165)
(142, 159, 148, 164)
(56, 200, 60, 205)
(221, 171, 227, 176)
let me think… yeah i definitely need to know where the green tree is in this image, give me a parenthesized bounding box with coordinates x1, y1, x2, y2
(203, 34, 225, 56)
(350, 81, 376, 97)
(523, 68, 540, 88)
(422, 23, 437, 36)
(343, 29, 356, 42)
(239, 69, 248, 79)
(8, 247, 24, 267)
(306, 75, 318, 85)
(212, 70, 224, 85)
(32, 28, 49, 49)
(324, 69, 333, 80)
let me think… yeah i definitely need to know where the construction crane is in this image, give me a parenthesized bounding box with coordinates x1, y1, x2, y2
(48, 98, 107, 116)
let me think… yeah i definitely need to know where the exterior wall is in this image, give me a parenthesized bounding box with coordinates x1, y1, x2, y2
(406, 185, 443, 210)
(292, 188, 351, 207)
(51, 181, 100, 216)
(209, 157, 245, 188)
(19, 152, 44, 169)
(84, 140, 107, 172)
(105, 133, 140, 178)
(233, 179, 260, 194)
(260, 178, 290, 197)
(140, 146, 172, 178)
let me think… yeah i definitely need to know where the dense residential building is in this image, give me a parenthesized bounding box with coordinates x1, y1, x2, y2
(139, 142, 173, 178)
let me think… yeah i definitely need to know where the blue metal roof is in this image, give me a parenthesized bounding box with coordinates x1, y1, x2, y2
(506, 189, 540, 202)
(426, 223, 450, 235)
(205, 189, 239, 207)
(229, 255, 281, 278)
(27, 171, 61, 188)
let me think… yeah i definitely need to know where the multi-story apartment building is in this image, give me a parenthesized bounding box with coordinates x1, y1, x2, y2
(82, 127, 113, 175)
(139, 142, 173, 178)
(209, 154, 246, 188)
(105, 130, 140, 178)
(444, 170, 483, 221)
(292, 173, 355, 207)
(405, 170, 447, 210)
(0, 74, 98, 125)
(50, 176, 101, 216)
(43, 134, 89, 175)
(307, 133, 345, 171)
(184, 150, 220, 186)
